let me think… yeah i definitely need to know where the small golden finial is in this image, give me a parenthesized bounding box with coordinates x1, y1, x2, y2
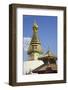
(48, 45, 50, 51)
(33, 20, 38, 32)
(47, 44, 51, 56)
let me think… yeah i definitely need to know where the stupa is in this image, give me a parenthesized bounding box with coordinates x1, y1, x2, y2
(24, 22, 44, 74)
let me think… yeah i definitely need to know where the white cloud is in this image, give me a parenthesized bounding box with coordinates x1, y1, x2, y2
(24, 37, 31, 51)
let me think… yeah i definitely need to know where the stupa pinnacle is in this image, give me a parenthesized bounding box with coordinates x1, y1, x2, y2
(27, 21, 43, 60)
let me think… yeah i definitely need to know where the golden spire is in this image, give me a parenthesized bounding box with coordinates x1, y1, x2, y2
(27, 21, 43, 55)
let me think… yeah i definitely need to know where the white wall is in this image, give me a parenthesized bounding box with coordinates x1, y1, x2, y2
(0, 0, 68, 90)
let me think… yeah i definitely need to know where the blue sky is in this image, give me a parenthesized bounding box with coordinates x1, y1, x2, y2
(23, 15, 57, 61)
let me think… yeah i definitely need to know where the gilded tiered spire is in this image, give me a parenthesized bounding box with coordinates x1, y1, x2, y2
(27, 21, 43, 60)
(31, 22, 40, 44)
